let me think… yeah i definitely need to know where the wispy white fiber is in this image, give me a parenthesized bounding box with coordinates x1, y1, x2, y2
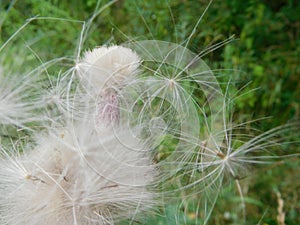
(0, 120, 156, 225)
(77, 46, 141, 93)
(0, 45, 156, 225)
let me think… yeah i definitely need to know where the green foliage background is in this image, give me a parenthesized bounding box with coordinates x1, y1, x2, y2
(0, 0, 299, 224)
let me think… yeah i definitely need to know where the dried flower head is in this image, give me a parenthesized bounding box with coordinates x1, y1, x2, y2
(77, 46, 141, 92)
(0, 120, 156, 225)
(0, 44, 157, 225)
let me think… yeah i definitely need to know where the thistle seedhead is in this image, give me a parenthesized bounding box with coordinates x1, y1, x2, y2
(0, 119, 157, 225)
(77, 46, 141, 92)
(0, 42, 158, 225)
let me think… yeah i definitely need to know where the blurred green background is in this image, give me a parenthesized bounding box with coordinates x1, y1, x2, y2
(0, 0, 299, 224)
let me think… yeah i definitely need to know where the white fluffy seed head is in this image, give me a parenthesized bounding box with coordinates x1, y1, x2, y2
(74, 46, 142, 126)
(0, 44, 157, 225)
(0, 119, 156, 225)
(77, 46, 141, 92)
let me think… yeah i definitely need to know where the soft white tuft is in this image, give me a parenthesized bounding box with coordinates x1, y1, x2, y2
(0, 120, 156, 225)
(77, 46, 141, 92)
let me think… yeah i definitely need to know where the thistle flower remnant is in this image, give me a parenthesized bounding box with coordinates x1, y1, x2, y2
(77, 46, 141, 125)
(0, 46, 156, 225)
(78, 46, 140, 91)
